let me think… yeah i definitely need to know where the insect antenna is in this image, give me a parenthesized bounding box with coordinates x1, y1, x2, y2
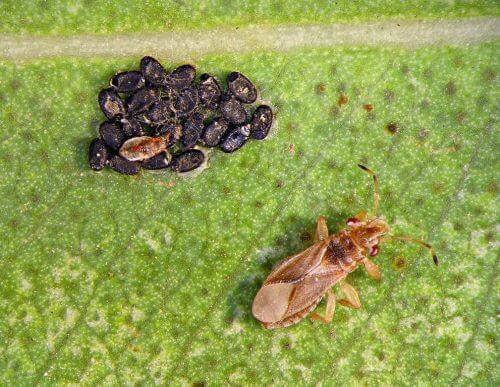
(380, 235, 439, 266)
(358, 164, 380, 216)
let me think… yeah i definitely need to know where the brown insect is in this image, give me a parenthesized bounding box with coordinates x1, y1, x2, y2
(119, 135, 170, 162)
(252, 165, 438, 329)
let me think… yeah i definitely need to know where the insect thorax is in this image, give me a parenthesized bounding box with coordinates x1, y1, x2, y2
(326, 232, 362, 272)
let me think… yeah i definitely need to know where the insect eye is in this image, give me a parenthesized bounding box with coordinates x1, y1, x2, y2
(369, 245, 379, 256)
(347, 218, 359, 226)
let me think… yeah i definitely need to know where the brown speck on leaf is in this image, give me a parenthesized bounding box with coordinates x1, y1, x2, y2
(453, 57, 464, 68)
(417, 128, 429, 141)
(444, 81, 456, 96)
(337, 94, 348, 106)
(300, 232, 312, 242)
(384, 89, 395, 103)
(286, 122, 298, 133)
(420, 99, 430, 109)
(394, 257, 407, 270)
(476, 95, 489, 107)
(482, 68, 496, 82)
(363, 103, 374, 112)
(337, 82, 347, 93)
(385, 122, 399, 135)
(330, 105, 340, 117)
(486, 180, 498, 194)
(315, 83, 327, 94)
(108, 272, 114, 279)
(432, 181, 445, 193)
(456, 110, 467, 124)
(276, 180, 284, 188)
(8, 218, 19, 229)
(288, 143, 295, 155)
(10, 79, 20, 91)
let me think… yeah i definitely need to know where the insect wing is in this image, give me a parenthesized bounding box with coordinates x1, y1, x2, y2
(264, 240, 328, 285)
(253, 240, 345, 326)
(253, 262, 345, 325)
(284, 265, 345, 318)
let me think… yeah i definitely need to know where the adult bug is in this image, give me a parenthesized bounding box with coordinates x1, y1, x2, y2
(252, 165, 438, 329)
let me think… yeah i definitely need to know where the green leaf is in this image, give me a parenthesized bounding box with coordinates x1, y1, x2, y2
(0, 5, 498, 385)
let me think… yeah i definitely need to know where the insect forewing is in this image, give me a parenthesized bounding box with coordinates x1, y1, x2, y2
(284, 265, 345, 318)
(264, 241, 328, 284)
(253, 239, 346, 326)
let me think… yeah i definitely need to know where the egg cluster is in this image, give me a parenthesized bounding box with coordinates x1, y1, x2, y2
(88, 56, 273, 175)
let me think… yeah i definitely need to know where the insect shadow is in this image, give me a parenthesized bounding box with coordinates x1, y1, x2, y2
(225, 211, 352, 327)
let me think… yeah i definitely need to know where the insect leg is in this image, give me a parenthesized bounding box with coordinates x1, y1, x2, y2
(358, 164, 380, 216)
(338, 282, 361, 309)
(314, 216, 329, 242)
(361, 257, 381, 281)
(380, 235, 439, 266)
(310, 290, 336, 324)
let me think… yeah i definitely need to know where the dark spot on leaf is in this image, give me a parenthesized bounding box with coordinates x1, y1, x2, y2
(29, 192, 40, 204)
(423, 67, 433, 79)
(21, 130, 34, 142)
(432, 181, 445, 193)
(481, 67, 496, 82)
(281, 338, 292, 349)
(376, 350, 386, 361)
(444, 81, 456, 96)
(10, 79, 21, 91)
(300, 232, 312, 242)
(401, 64, 410, 75)
(453, 57, 464, 68)
(486, 180, 498, 194)
(39, 149, 49, 163)
(327, 160, 337, 169)
(384, 89, 395, 103)
(254, 201, 263, 208)
(420, 99, 430, 109)
(330, 105, 340, 117)
(385, 122, 398, 135)
(485, 231, 495, 243)
(337, 94, 348, 106)
(393, 257, 406, 270)
(363, 103, 373, 112)
(8, 218, 19, 229)
(476, 94, 489, 107)
(315, 83, 326, 94)
(456, 110, 467, 124)
(336, 83, 346, 93)
(447, 337, 457, 350)
(276, 180, 284, 188)
(417, 128, 429, 141)
(285, 122, 298, 133)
